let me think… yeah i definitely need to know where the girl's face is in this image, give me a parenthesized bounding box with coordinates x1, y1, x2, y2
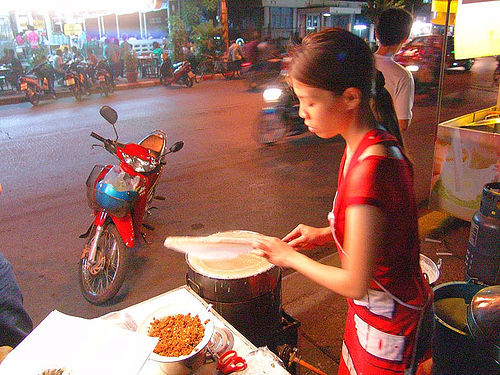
(292, 78, 347, 139)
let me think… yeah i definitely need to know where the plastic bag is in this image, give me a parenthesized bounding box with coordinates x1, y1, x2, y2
(102, 166, 141, 192)
(240, 347, 289, 375)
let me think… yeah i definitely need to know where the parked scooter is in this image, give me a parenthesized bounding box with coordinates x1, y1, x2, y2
(159, 60, 195, 87)
(63, 60, 89, 101)
(90, 59, 115, 96)
(18, 61, 56, 106)
(255, 78, 307, 145)
(79, 105, 184, 304)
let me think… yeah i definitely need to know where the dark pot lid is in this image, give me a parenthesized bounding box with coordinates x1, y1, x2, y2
(467, 285, 500, 344)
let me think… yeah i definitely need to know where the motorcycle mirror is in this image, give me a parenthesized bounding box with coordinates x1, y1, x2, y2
(99, 105, 119, 141)
(168, 141, 184, 154)
(99, 105, 118, 125)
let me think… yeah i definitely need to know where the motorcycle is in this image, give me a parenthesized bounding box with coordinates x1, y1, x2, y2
(79, 105, 184, 304)
(18, 61, 56, 106)
(241, 58, 282, 91)
(63, 60, 89, 101)
(90, 59, 115, 97)
(159, 60, 195, 88)
(255, 78, 307, 145)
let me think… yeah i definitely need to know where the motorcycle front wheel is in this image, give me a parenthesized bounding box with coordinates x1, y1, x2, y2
(255, 110, 288, 145)
(78, 223, 130, 305)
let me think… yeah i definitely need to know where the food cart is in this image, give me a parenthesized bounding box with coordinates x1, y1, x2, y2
(428, 0, 500, 221)
(0, 286, 291, 375)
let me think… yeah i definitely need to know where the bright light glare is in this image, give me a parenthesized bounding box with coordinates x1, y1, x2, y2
(1, 0, 155, 15)
(411, 20, 432, 37)
(263, 88, 282, 102)
(353, 24, 367, 31)
(407, 65, 420, 72)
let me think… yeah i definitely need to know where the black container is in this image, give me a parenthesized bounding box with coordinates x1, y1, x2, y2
(432, 282, 500, 375)
(465, 182, 500, 285)
(269, 310, 301, 375)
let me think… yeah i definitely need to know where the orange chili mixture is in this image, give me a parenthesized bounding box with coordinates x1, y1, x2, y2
(148, 313, 206, 357)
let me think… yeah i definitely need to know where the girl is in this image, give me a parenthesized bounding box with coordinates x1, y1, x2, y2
(252, 28, 433, 375)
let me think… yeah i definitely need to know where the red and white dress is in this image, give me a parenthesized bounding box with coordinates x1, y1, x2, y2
(330, 129, 433, 375)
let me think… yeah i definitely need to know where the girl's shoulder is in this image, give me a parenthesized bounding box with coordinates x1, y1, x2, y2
(358, 143, 404, 162)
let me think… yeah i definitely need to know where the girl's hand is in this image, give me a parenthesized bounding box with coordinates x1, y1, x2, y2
(251, 236, 297, 268)
(282, 225, 332, 250)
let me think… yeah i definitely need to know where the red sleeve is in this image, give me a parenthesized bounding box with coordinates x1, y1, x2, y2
(343, 157, 409, 214)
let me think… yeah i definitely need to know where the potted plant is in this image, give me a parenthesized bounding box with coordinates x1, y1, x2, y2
(124, 48, 139, 83)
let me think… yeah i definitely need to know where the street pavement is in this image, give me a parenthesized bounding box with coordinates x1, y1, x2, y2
(0, 71, 490, 374)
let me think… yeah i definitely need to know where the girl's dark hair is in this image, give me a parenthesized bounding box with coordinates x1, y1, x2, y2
(289, 28, 403, 149)
(373, 70, 404, 148)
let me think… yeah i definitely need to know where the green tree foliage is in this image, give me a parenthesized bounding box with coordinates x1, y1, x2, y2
(190, 20, 222, 57)
(168, 15, 188, 62)
(181, 0, 218, 30)
(362, 0, 407, 24)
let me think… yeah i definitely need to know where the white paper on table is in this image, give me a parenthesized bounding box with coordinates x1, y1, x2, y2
(0, 310, 158, 375)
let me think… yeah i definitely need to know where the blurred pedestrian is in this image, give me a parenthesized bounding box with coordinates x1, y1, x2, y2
(252, 28, 433, 375)
(375, 8, 414, 132)
(62, 46, 71, 62)
(25, 25, 40, 52)
(228, 39, 243, 71)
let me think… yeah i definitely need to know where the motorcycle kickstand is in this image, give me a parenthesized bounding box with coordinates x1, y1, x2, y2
(141, 232, 153, 245)
(142, 222, 155, 231)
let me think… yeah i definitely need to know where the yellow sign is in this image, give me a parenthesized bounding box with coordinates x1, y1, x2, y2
(431, 0, 458, 25)
(63, 23, 83, 36)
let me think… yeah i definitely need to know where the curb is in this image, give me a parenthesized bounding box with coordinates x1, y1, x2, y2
(0, 78, 163, 106)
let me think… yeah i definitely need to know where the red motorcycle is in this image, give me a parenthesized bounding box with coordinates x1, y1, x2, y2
(159, 60, 195, 87)
(79, 105, 184, 304)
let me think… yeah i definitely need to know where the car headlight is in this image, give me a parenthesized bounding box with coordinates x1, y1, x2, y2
(121, 152, 157, 173)
(407, 65, 419, 72)
(263, 87, 282, 102)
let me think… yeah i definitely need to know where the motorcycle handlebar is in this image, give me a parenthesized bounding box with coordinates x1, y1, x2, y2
(90, 132, 107, 143)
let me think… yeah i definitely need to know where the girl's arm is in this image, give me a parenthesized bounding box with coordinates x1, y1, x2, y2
(253, 204, 385, 300)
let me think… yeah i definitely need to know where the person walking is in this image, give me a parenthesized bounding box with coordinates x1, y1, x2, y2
(251, 28, 433, 375)
(228, 39, 244, 72)
(374, 8, 414, 132)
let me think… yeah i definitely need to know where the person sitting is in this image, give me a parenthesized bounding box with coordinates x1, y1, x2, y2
(0, 49, 23, 90)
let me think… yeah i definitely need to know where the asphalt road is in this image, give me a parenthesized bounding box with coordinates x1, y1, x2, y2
(0, 57, 497, 328)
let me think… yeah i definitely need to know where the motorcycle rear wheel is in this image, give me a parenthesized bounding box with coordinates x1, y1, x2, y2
(27, 88, 40, 106)
(185, 76, 194, 87)
(78, 223, 130, 305)
(255, 110, 288, 145)
(100, 81, 109, 97)
(71, 85, 83, 101)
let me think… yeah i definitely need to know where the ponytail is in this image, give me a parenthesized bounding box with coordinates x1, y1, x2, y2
(372, 71, 404, 150)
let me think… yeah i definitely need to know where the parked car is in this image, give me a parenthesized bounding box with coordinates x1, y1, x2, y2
(395, 34, 474, 71)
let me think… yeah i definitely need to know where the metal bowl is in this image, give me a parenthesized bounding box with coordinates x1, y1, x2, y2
(138, 304, 215, 375)
(420, 254, 441, 286)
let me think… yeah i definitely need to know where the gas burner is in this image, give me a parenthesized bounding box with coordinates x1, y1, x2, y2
(208, 326, 234, 358)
